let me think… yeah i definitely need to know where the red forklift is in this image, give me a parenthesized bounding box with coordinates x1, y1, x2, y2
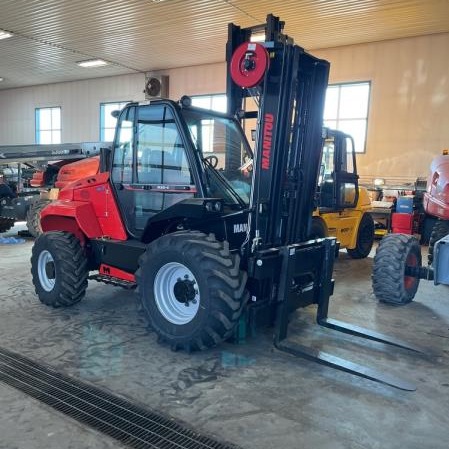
(31, 15, 420, 390)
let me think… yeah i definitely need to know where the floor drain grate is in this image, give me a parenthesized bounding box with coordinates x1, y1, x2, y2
(0, 347, 241, 449)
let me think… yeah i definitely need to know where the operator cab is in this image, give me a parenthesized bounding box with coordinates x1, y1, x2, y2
(109, 98, 253, 240)
(319, 128, 359, 210)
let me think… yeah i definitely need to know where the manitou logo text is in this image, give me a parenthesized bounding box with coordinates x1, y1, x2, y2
(233, 223, 248, 233)
(262, 113, 274, 170)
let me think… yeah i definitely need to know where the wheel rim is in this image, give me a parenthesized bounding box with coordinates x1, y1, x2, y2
(37, 250, 56, 292)
(404, 252, 418, 291)
(154, 262, 200, 325)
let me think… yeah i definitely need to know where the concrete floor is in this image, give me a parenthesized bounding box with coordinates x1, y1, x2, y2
(1, 223, 448, 449)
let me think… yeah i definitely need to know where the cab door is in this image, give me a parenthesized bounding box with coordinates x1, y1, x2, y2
(334, 132, 359, 210)
(111, 103, 196, 238)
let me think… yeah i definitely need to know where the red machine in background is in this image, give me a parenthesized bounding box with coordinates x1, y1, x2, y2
(0, 142, 108, 236)
(423, 151, 449, 261)
(373, 150, 449, 305)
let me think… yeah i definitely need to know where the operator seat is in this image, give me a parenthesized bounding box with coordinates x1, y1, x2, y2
(319, 175, 335, 209)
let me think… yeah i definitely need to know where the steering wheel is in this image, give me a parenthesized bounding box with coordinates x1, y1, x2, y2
(204, 155, 219, 168)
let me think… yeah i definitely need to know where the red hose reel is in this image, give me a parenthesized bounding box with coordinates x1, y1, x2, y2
(230, 42, 270, 88)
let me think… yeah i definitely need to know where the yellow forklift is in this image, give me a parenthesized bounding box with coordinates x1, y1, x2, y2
(311, 128, 374, 258)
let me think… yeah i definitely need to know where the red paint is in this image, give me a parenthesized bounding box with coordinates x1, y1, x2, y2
(230, 42, 270, 88)
(99, 264, 136, 282)
(41, 172, 127, 241)
(404, 253, 418, 291)
(55, 156, 100, 189)
(30, 171, 45, 187)
(40, 216, 86, 246)
(262, 113, 274, 170)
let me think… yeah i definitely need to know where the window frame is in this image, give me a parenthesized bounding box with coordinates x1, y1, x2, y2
(100, 101, 131, 141)
(35, 106, 62, 144)
(324, 81, 371, 154)
(190, 94, 227, 153)
(190, 94, 227, 113)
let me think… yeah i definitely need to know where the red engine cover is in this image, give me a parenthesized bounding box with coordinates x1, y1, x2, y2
(41, 172, 127, 241)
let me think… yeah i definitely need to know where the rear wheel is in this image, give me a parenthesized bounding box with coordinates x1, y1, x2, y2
(428, 220, 449, 265)
(372, 233, 421, 305)
(31, 231, 88, 307)
(136, 231, 248, 351)
(347, 213, 375, 259)
(26, 199, 52, 238)
(0, 217, 15, 233)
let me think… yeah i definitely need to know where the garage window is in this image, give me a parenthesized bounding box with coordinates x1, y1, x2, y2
(190, 94, 227, 152)
(324, 82, 370, 153)
(35, 107, 61, 144)
(100, 101, 130, 141)
(191, 94, 227, 113)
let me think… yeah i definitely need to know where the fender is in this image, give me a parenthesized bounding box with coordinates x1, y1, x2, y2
(355, 186, 372, 210)
(41, 173, 128, 241)
(41, 201, 103, 240)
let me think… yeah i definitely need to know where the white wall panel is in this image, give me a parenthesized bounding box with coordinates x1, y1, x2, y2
(314, 33, 449, 180)
(0, 73, 145, 144)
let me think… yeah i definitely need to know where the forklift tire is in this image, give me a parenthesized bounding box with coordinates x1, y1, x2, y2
(0, 217, 15, 233)
(309, 217, 327, 239)
(428, 220, 449, 265)
(31, 231, 88, 307)
(26, 199, 52, 238)
(372, 233, 421, 305)
(347, 213, 375, 259)
(136, 231, 249, 351)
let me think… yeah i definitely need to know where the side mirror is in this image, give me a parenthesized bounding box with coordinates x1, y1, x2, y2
(99, 146, 112, 173)
(111, 110, 120, 118)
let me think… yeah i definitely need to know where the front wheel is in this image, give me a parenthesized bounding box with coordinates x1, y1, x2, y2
(31, 231, 88, 307)
(372, 233, 421, 305)
(347, 213, 375, 259)
(308, 217, 327, 239)
(136, 231, 248, 351)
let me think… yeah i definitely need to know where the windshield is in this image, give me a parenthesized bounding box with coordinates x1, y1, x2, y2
(181, 108, 253, 206)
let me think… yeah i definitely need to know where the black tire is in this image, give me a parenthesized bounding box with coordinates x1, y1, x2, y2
(0, 216, 15, 233)
(136, 231, 249, 351)
(419, 215, 437, 245)
(26, 199, 52, 238)
(31, 231, 88, 307)
(309, 217, 327, 239)
(372, 233, 421, 305)
(428, 220, 449, 265)
(347, 213, 375, 259)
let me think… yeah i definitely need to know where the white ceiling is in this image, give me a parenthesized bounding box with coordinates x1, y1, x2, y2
(0, 0, 449, 90)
